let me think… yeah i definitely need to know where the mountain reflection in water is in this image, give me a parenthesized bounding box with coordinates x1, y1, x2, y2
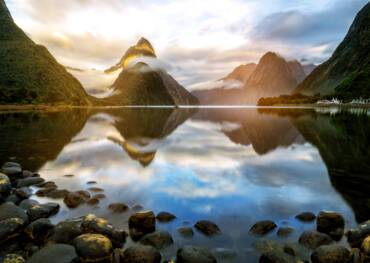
(0, 107, 369, 262)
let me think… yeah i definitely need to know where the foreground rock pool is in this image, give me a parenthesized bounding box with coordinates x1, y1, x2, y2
(0, 107, 369, 262)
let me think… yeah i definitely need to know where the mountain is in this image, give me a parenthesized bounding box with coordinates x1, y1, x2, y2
(244, 52, 299, 104)
(302, 63, 316, 75)
(223, 63, 257, 83)
(288, 60, 306, 83)
(104, 39, 198, 106)
(105, 37, 156, 74)
(0, 0, 91, 105)
(294, 2, 370, 99)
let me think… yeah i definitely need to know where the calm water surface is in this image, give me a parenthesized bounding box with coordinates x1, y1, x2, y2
(1, 107, 369, 262)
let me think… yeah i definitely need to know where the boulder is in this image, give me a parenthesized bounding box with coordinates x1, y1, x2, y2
(19, 199, 39, 210)
(177, 227, 194, 238)
(3, 254, 25, 263)
(347, 220, 370, 247)
(177, 246, 217, 263)
(0, 173, 11, 194)
(194, 220, 221, 236)
(129, 210, 156, 241)
(25, 218, 54, 244)
(139, 231, 173, 249)
(0, 202, 28, 222)
(27, 244, 78, 263)
(316, 211, 345, 240)
(27, 202, 60, 221)
(156, 211, 176, 222)
(73, 234, 113, 262)
(121, 245, 161, 263)
(299, 230, 333, 249)
(259, 251, 296, 263)
(361, 236, 370, 255)
(1, 162, 22, 175)
(0, 218, 25, 243)
(311, 245, 351, 263)
(17, 177, 44, 188)
(249, 220, 277, 236)
(15, 187, 32, 199)
(48, 219, 83, 244)
(295, 212, 316, 222)
(5, 194, 22, 205)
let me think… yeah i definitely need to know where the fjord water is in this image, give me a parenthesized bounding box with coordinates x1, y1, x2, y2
(0, 107, 369, 262)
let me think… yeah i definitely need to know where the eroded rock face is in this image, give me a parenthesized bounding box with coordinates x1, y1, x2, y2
(27, 244, 78, 263)
(129, 211, 156, 241)
(177, 246, 217, 263)
(316, 211, 345, 240)
(298, 230, 333, 250)
(311, 245, 351, 263)
(73, 234, 113, 262)
(249, 220, 277, 236)
(194, 220, 221, 236)
(121, 245, 161, 263)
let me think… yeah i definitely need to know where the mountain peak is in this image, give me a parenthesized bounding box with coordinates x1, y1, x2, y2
(0, 0, 31, 41)
(105, 37, 156, 73)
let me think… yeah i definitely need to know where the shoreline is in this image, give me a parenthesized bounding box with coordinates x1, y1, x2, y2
(1, 161, 370, 262)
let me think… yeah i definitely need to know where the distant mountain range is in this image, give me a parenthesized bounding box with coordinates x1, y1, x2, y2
(294, 2, 370, 99)
(193, 52, 310, 105)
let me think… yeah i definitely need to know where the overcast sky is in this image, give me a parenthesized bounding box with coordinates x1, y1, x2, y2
(6, 0, 368, 87)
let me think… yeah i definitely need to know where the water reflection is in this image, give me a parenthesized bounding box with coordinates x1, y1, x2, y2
(0, 107, 369, 262)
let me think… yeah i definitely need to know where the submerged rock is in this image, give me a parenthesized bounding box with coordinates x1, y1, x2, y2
(108, 203, 129, 213)
(249, 220, 277, 236)
(139, 230, 174, 249)
(121, 245, 161, 263)
(177, 227, 194, 239)
(156, 211, 176, 222)
(311, 245, 351, 263)
(295, 212, 316, 222)
(259, 250, 296, 263)
(27, 244, 78, 263)
(73, 234, 113, 262)
(87, 187, 104, 192)
(277, 227, 294, 237)
(298, 230, 333, 249)
(27, 203, 60, 221)
(129, 210, 156, 241)
(177, 246, 217, 263)
(63, 192, 85, 208)
(0, 202, 28, 222)
(316, 211, 344, 240)
(194, 220, 221, 236)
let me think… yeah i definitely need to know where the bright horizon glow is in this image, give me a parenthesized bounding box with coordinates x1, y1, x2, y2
(6, 0, 368, 89)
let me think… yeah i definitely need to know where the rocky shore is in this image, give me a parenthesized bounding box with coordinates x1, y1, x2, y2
(1, 161, 370, 263)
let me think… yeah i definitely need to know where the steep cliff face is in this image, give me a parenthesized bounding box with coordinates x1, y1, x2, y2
(223, 63, 257, 84)
(288, 60, 306, 84)
(0, 0, 91, 105)
(244, 52, 298, 104)
(294, 2, 370, 99)
(104, 39, 198, 106)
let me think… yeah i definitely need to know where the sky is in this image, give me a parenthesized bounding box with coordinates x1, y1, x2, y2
(6, 0, 369, 89)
